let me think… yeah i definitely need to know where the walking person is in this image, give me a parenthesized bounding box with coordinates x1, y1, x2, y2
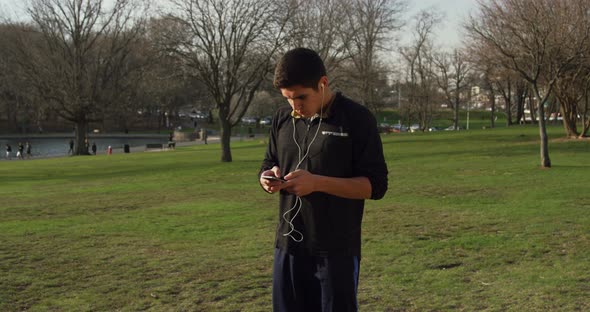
(68, 139, 74, 155)
(84, 138, 90, 154)
(259, 48, 388, 312)
(5, 143, 11, 160)
(25, 142, 32, 159)
(91, 142, 97, 155)
(17, 142, 24, 159)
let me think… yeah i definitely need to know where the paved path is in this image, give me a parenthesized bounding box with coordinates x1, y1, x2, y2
(1, 134, 267, 161)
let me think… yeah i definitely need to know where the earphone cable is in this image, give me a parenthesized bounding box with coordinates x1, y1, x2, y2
(283, 86, 325, 242)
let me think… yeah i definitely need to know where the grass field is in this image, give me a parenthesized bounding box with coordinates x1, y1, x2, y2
(1, 125, 589, 311)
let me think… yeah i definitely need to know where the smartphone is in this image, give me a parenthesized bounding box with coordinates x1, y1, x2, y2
(262, 175, 286, 182)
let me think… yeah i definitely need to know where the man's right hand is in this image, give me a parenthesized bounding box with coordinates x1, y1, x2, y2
(260, 166, 285, 194)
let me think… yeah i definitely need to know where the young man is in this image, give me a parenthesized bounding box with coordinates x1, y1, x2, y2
(259, 48, 388, 312)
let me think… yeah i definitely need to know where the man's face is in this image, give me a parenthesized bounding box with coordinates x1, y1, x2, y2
(280, 85, 323, 118)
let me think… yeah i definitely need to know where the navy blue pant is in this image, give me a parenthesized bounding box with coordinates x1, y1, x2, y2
(272, 248, 360, 312)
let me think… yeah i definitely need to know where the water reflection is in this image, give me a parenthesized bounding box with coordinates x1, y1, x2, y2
(0, 135, 168, 158)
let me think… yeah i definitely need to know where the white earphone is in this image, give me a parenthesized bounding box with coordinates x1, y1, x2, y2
(282, 82, 326, 242)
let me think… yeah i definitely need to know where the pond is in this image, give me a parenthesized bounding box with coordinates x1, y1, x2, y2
(0, 134, 169, 158)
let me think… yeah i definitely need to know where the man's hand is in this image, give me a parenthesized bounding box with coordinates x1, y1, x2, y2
(260, 166, 285, 194)
(262, 168, 371, 199)
(285, 170, 372, 199)
(283, 169, 317, 197)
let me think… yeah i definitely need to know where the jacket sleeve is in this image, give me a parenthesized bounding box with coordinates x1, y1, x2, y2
(351, 109, 388, 200)
(258, 112, 280, 190)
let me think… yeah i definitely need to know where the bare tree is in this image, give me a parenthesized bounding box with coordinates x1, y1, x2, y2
(482, 70, 497, 128)
(0, 23, 24, 132)
(140, 17, 203, 132)
(99, 36, 155, 133)
(344, 0, 406, 115)
(246, 90, 277, 120)
(466, 32, 524, 127)
(512, 79, 529, 124)
(552, 65, 590, 138)
(166, 0, 293, 162)
(287, 0, 354, 85)
(0, 23, 50, 134)
(433, 48, 471, 130)
(582, 81, 590, 136)
(466, 0, 590, 168)
(400, 9, 441, 131)
(11, 0, 149, 155)
(491, 70, 530, 127)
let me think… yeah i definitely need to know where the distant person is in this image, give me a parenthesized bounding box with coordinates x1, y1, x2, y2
(68, 139, 74, 155)
(91, 142, 97, 155)
(5, 143, 11, 160)
(168, 132, 176, 149)
(17, 142, 24, 159)
(25, 142, 32, 159)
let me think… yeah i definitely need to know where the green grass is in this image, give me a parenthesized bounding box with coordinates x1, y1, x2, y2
(1, 125, 589, 311)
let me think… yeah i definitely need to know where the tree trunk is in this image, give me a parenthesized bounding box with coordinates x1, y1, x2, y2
(549, 100, 559, 125)
(454, 93, 460, 130)
(74, 120, 90, 155)
(208, 109, 214, 124)
(529, 92, 537, 123)
(560, 104, 579, 138)
(556, 105, 579, 138)
(581, 88, 589, 137)
(490, 89, 495, 128)
(506, 82, 512, 126)
(516, 87, 526, 124)
(534, 87, 551, 168)
(219, 119, 232, 162)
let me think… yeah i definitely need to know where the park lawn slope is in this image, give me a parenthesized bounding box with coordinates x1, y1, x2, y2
(0, 125, 589, 311)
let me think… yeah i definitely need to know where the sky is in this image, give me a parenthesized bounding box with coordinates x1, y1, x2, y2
(404, 0, 479, 47)
(0, 0, 25, 21)
(0, 0, 478, 47)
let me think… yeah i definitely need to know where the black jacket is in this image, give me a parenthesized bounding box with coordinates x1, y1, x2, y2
(260, 93, 388, 256)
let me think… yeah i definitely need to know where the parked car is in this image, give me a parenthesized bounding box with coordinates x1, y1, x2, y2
(378, 122, 391, 133)
(189, 111, 209, 119)
(241, 116, 257, 125)
(259, 117, 272, 126)
(409, 124, 421, 133)
(391, 124, 408, 133)
(444, 125, 463, 131)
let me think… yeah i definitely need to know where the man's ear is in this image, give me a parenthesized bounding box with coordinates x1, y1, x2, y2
(318, 77, 328, 90)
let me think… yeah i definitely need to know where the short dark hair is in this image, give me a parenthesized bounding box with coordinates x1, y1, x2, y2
(273, 48, 326, 90)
